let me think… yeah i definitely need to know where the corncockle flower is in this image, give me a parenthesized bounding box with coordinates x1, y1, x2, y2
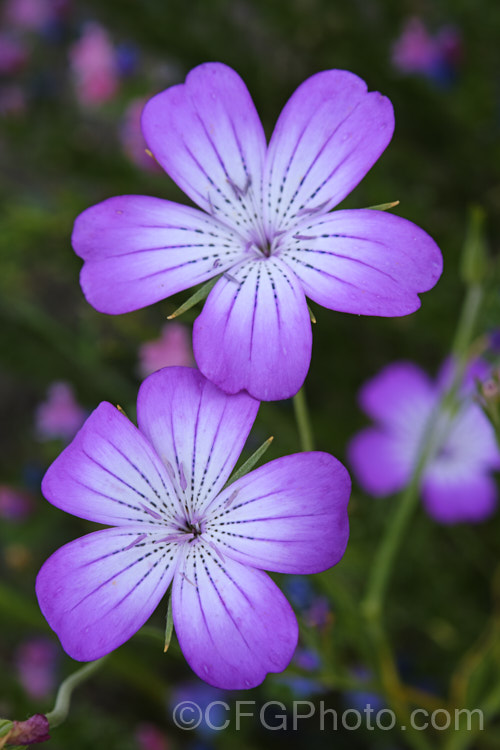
(343, 667, 385, 712)
(169, 679, 226, 737)
(15, 638, 59, 701)
(69, 23, 119, 107)
(391, 18, 462, 84)
(0, 33, 28, 75)
(36, 367, 350, 689)
(138, 322, 193, 378)
(0, 485, 32, 520)
(3, 0, 69, 32)
(72, 62, 442, 401)
(120, 97, 160, 173)
(35, 381, 86, 442)
(348, 360, 500, 524)
(134, 723, 170, 750)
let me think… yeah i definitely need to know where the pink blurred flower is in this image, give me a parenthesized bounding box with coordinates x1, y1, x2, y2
(3, 0, 68, 31)
(121, 97, 161, 172)
(391, 18, 462, 82)
(15, 638, 59, 701)
(0, 33, 28, 74)
(391, 17, 440, 75)
(69, 22, 119, 106)
(35, 382, 86, 442)
(0, 485, 33, 520)
(138, 323, 194, 378)
(135, 724, 169, 750)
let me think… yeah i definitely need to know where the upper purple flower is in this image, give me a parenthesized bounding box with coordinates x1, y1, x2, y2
(348, 360, 500, 524)
(36, 367, 350, 689)
(72, 62, 442, 401)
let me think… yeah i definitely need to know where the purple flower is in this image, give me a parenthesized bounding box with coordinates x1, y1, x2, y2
(3, 0, 69, 32)
(134, 723, 170, 750)
(35, 381, 87, 442)
(36, 367, 350, 689)
(72, 62, 442, 401)
(348, 361, 500, 524)
(69, 22, 119, 107)
(0, 32, 28, 75)
(15, 637, 59, 701)
(391, 18, 462, 85)
(138, 322, 194, 378)
(0, 485, 33, 520)
(169, 680, 226, 737)
(120, 97, 161, 173)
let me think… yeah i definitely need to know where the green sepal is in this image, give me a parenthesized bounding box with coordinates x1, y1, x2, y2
(366, 200, 400, 211)
(164, 594, 174, 653)
(167, 276, 221, 319)
(225, 436, 274, 487)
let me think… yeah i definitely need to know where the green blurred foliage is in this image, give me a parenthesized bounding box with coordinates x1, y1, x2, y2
(1, 0, 500, 748)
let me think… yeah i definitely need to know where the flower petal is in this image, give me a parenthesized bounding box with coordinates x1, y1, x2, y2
(206, 452, 350, 573)
(42, 402, 181, 526)
(73, 195, 244, 314)
(446, 402, 500, 471)
(36, 528, 177, 660)
(193, 258, 312, 401)
(357, 361, 435, 431)
(136, 367, 259, 515)
(348, 428, 413, 497)
(263, 70, 394, 234)
(172, 545, 298, 689)
(421, 473, 497, 524)
(142, 63, 267, 235)
(282, 209, 442, 316)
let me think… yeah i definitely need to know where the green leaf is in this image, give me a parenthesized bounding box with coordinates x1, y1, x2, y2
(225, 436, 274, 487)
(167, 276, 221, 319)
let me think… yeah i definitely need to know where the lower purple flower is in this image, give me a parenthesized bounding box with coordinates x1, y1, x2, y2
(36, 367, 350, 689)
(348, 360, 500, 524)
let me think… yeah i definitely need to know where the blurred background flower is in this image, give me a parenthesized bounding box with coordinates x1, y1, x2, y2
(1, 0, 499, 746)
(34, 381, 86, 442)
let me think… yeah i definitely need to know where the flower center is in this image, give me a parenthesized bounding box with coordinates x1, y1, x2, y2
(258, 239, 272, 258)
(184, 520, 203, 541)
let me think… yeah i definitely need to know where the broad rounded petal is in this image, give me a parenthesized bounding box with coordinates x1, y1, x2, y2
(36, 528, 177, 660)
(73, 196, 244, 314)
(42, 402, 182, 526)
(357, 361, 435, 432)
(142, 63, 267, 234)
(431, 401, 500, 478)
(193, 258, 312, 401)
(263, 70, 394, 234)
(206, 453, 350, 573)
(348, 428, 414, 497)
(136, 367, 259, 515)
(172, 545, 298, 689)
(421, 473, 497, 524)
(282, 210, 442, 316)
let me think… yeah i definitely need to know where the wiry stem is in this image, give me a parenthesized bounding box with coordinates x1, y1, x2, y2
(46, 657, 107, 729)
(293, 386, 315, 452)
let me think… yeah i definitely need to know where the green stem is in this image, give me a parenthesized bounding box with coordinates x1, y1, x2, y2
(293, 386, 314, 452)
(46, 657, 107, 728)
(360, 281, 484, 750)
(363, 281, 484, 621)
